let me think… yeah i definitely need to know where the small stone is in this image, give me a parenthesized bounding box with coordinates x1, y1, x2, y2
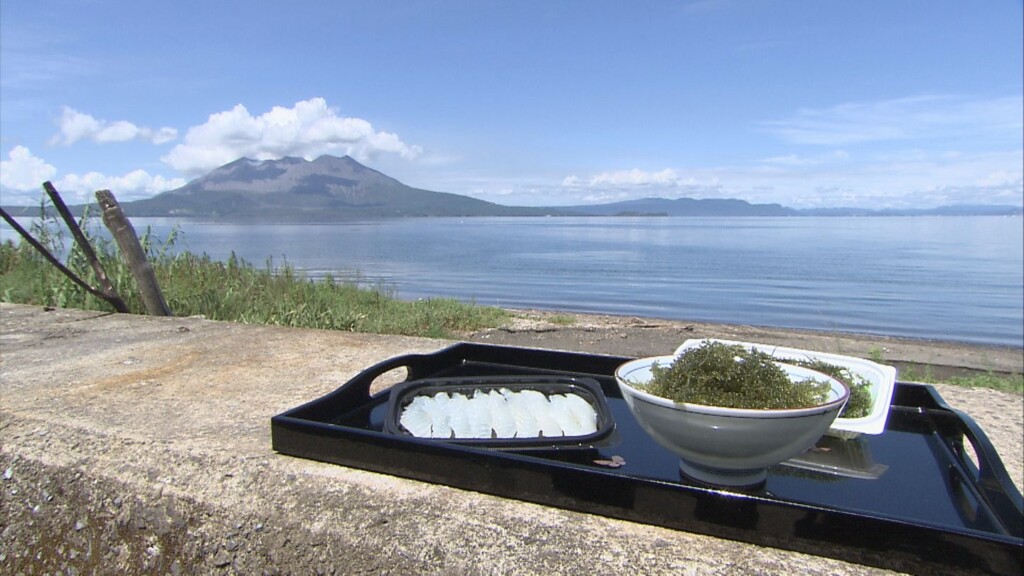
(3, 467, 11, 480)
(212, 549, 232, 567)
(74, 519, 87, 531)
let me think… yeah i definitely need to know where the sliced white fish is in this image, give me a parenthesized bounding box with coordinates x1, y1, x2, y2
(465, 391, 493, 438)
(561, 393, 598, 435)
(447, 393, 473, 438)
(502, 388, 540, 438)
(487, 390, 517, 438)
(548, 394, 585, 436)
(431, 391, 451, 411)
(424, 392, 452, 438)
(519, 390, 562, 437)
(399, 397, 434, 437)
(404, 387, 596, 441)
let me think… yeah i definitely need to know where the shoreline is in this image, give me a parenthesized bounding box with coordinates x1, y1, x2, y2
(465, 308, 1024, 378)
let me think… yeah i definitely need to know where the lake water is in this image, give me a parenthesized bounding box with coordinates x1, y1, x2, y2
(4, 215, 1022, 347)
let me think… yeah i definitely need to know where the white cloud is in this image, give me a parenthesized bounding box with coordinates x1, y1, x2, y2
(759, 150, 850, 166)
(54, 170, 186, 203)
(0, 145, 185, 205)
(763, 95, 1023, 146)
(50, 107, 178, 146)
(162, 98, 423, 176)
(0, 146, 57, 191)
(562, 168, 684, 189)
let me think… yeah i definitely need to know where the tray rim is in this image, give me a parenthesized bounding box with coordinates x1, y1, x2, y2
(271, 341, 1023, 575)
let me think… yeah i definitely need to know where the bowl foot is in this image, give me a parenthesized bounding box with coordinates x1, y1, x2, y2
(678, 459, 767, 488)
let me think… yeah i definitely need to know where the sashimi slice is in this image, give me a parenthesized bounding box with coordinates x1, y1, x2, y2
(520, 390, 562, 437)
(502, 388, 540, 438)
(465, 391, 493, 438)
(562, 393, 598, 435)
(447, 393, 473, 438)
(424, 392, 452, 438)
(399, 397, 434, 437)
(548, 394, 585, 436)
(487, 390, 517, 438)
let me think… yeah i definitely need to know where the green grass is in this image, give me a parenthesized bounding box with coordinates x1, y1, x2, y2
(0, 211, 509, 339)
(548, 313, 577, 326)
(861, 347, 1021, 393)
(898, 365, 1023, 394)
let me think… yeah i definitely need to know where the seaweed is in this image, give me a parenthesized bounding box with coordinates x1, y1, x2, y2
(786, 359, 873, 419)
(643, 342, 831, 410)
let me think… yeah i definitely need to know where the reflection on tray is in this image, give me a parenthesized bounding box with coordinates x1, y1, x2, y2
(780, 435, 889, 480)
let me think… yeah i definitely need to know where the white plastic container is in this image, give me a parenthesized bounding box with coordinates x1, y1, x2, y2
(673, 339, 897, 438)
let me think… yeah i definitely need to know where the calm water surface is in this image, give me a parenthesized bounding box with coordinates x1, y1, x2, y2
(5, 216, 1022, 347)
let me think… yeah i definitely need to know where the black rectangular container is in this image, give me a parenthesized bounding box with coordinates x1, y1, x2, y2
(383, 375, 615, 449)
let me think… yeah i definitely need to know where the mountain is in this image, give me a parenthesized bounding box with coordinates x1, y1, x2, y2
(556, 197, 797, 216)
(121, 155, 563, 220)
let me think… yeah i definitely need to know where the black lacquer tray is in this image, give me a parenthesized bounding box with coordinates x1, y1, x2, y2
(271, 343, 1023, 575)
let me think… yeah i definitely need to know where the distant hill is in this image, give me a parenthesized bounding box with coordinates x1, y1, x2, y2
(116, 155, 563, 220)
(556, 197, 795, 216)
(558, 197, 1023, 217)
(798, 204, 1024, 217)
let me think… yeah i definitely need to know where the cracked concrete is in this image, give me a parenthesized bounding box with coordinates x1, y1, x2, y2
(1, 303, 1020, 575)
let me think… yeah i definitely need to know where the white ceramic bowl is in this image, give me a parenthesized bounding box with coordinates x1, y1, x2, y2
(615, 355, 850, 487)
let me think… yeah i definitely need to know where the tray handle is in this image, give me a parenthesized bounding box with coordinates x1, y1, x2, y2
(943, 405, 1024, 538)
(342, 346, 471, 399)
(274, 348, 465, 422)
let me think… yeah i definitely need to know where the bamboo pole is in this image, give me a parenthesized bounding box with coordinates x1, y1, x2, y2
(95, 190, 172, 316)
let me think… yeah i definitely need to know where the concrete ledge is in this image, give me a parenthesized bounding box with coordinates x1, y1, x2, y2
(2, 304, 1020, 574)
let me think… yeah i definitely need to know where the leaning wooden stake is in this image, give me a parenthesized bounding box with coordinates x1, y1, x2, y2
(95, 190, 172, 316)
(43, 182, 130, 312)
(0, 206, 130, 312)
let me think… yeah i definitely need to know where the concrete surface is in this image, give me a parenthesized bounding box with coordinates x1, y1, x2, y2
(1, 303, 1021, 575)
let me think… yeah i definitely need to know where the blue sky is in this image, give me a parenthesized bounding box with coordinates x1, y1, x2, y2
(1, 1, 1021, 209)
